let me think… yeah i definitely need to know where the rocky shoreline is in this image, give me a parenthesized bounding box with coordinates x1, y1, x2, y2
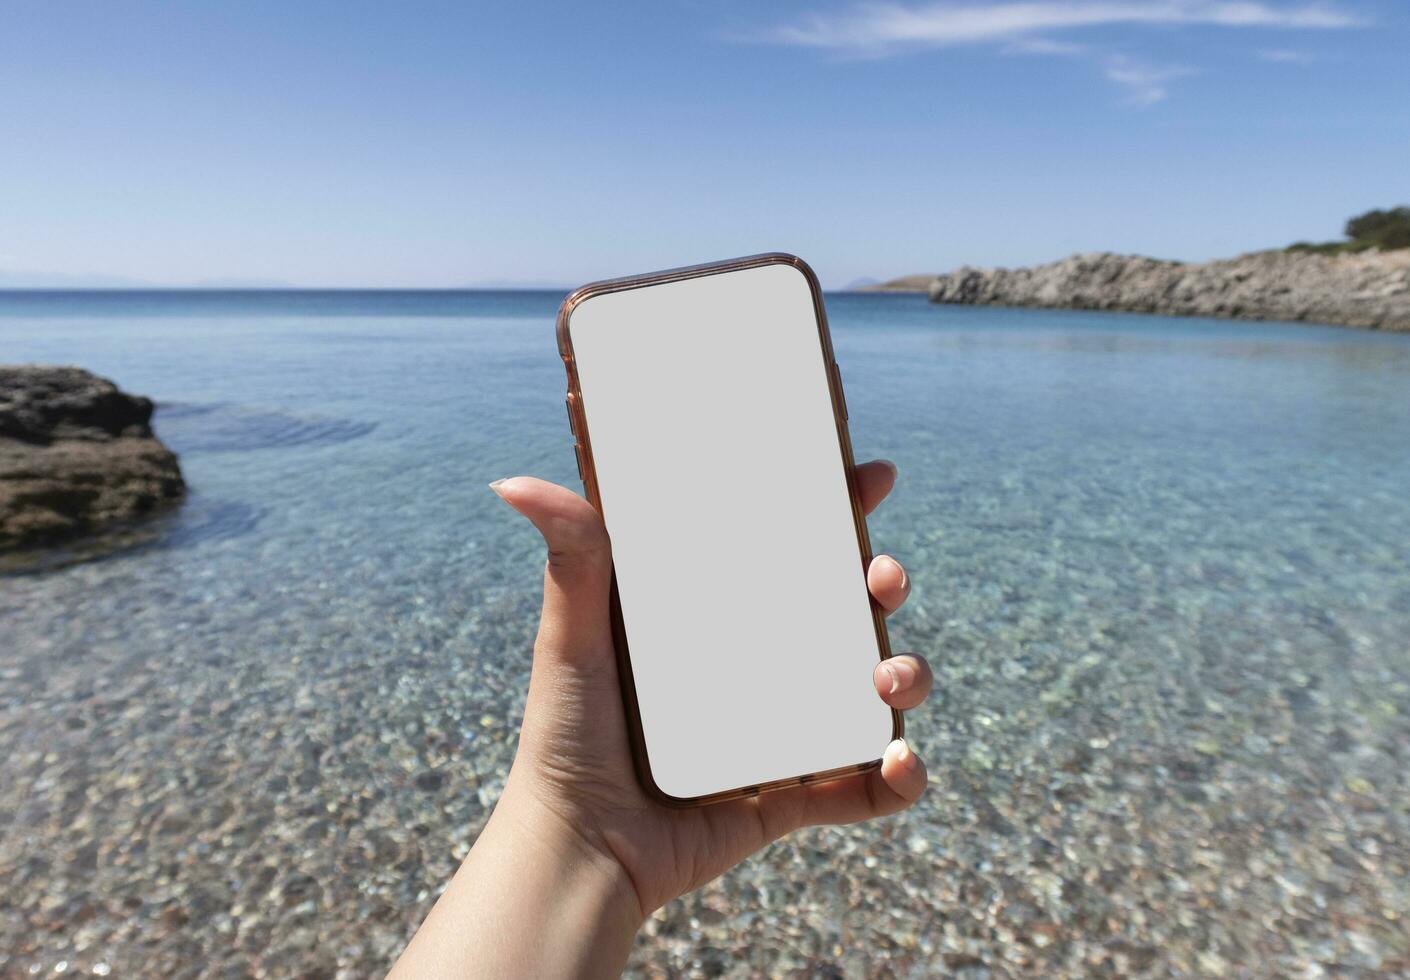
(0, 366, 185, 552)
(873, 249, 1410, 331)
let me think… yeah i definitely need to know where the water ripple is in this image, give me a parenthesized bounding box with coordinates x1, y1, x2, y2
(156, 402, 377, 453)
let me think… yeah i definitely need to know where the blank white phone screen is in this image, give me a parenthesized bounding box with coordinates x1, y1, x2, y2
(567, 261, 894, 801)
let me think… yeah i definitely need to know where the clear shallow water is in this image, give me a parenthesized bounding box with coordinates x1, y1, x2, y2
(2, 291, 1409, 976)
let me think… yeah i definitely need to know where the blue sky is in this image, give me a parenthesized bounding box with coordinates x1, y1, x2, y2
(1, 1, 1406, 288)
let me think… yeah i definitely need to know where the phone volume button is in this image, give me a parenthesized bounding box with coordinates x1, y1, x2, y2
(565, 394, 578, 436)
(832, 362, 848, 420)
(573, 443, 585, 481)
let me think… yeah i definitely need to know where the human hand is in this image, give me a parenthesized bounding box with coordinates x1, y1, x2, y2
(390, 461, 931, 978)
(491, 459, 931, 914)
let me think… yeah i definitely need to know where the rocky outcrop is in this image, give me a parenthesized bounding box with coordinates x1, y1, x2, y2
(1, 366, 185, 551)
(923, 249, 1410, 331)
(859, 274, 935, 293)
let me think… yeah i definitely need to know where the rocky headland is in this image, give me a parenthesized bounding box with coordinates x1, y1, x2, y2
(874, 249, 1410, 331)
(0, 366, 185, 551)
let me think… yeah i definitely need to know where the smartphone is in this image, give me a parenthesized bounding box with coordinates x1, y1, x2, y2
(557, 253, 900, 806)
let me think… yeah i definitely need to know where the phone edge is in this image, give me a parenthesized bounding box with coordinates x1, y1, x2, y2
(555, 251, 904, 809)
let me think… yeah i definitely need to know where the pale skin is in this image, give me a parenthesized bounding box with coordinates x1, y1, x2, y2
(389, 460, 934, 979)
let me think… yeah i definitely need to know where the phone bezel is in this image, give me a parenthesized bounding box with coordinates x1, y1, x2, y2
(556, 252, 903, 808)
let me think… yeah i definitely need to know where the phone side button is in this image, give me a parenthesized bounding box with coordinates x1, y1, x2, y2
(565, 394, 579, 436)
(832, 362, 848, 419)
(573, 442, 585, 481)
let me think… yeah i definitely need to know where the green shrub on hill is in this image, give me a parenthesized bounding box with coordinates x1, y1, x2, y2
(1288, 206, 1410, 254)
(1346, 207, 1410, 249)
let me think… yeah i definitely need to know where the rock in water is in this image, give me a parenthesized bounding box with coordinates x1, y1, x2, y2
(0, 366, 185, 551)
(925, 249, 1410, 331)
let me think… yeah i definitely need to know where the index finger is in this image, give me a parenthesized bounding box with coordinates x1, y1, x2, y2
(855, 459, 897, 516)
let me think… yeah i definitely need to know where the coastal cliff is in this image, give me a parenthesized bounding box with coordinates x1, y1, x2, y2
(880, 250, 1410, 331)
(1, 366, 185, 551)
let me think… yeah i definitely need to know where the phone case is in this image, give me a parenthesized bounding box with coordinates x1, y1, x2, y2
(556, 252, 902, 807)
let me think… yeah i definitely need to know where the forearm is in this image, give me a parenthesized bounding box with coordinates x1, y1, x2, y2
(389, 788, 643, 978)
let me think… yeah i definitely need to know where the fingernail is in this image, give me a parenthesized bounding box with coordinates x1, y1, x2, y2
(887, 738, 917, 769)
(880, 555, 908, 592)
(881, 657, 913, 695)
(488, 478, 509, 498)
(882, 662, 902, 695)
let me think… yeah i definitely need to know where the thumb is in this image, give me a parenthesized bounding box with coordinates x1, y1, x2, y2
(490, 476, 614, 665)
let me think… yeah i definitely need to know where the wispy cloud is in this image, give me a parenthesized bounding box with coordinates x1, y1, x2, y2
(1257, 47, 1318, 63)
(757, 1, 1362, 103)
(1103, 54, 1197, 104)
(768, 2, 1362, 51)
(1002, 36, 1089, 56)
(1001, 35, 1195, 104)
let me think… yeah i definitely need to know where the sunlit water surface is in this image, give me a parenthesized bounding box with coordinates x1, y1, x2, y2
(3, 291, 1408, 976)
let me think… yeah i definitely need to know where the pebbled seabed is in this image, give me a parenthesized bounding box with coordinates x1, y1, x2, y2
(1, 292, 1408, 978)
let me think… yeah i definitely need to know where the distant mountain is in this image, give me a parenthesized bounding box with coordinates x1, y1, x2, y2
(187, 277, 297, 289)
(856, 275, 935, 293)
(460, 279, 573, 291)
(0, 270, 298, 289)
(0, 269, 153, 288)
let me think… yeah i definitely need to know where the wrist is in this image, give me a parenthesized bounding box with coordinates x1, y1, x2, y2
(448, 782, 642, 976)
(492, 782, 646, 926)
(501, 784, 645, 925)
(390, 777, 643, 979)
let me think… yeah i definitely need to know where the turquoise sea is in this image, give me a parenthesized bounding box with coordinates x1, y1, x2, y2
(3, 290, 1409, 976)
